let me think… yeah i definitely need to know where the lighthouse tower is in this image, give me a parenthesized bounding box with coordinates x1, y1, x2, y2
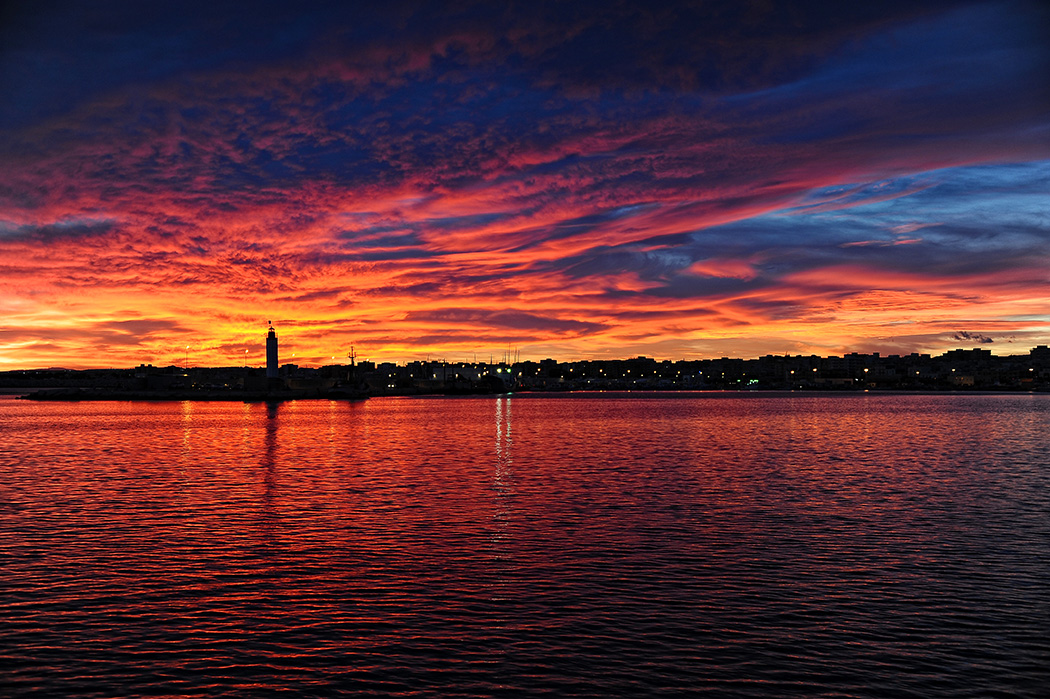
(266, 321, 279, 378)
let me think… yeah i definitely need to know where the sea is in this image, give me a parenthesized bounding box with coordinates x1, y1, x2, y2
(2, 392, 1048, 697)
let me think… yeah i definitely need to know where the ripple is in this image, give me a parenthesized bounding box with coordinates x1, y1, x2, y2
(1, 394, 1049, 697)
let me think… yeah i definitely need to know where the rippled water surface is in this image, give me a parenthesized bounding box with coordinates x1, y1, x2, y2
(2, 393, 1049, 697)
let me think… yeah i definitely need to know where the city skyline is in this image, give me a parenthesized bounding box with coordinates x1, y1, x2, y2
(2, 1, 1049, 370)
(8, 343, 1048, 399)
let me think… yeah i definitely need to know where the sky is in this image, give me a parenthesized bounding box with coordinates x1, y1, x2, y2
(1, 0, 1048, 369)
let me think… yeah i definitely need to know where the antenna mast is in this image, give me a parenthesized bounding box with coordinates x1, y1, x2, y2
(346, 345, 357, 385)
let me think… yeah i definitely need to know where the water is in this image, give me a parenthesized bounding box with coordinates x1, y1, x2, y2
(2, 393, 1048, 697)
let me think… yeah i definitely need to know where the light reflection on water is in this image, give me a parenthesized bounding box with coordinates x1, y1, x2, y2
(1, 393, 1049, 697)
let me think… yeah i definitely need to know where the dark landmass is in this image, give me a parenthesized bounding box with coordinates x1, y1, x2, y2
(4, 345, 1049, 400)
(15, 387, 368, 403)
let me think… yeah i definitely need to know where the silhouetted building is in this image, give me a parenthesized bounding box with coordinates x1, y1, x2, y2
(266, 322, 278, 379)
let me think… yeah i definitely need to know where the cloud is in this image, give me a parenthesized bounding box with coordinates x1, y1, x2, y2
(840, 238, 922, 248)
(952, 331, 994, 344)
(0, 315, 192, 370)
(0, 1, 1048, 367)
(4, 1, 994, 131)
(0, 218, 117, 243)
(404, 309, 604, 336)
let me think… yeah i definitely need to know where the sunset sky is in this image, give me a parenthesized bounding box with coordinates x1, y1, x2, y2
(1, 1, 1048, 369)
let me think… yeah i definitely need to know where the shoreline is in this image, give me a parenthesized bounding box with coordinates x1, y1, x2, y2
(15, 387, 368, 402)
(10, 386, 1046, 402)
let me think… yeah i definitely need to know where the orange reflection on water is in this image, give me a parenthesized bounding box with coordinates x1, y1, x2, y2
(3, 394, 1049, 697)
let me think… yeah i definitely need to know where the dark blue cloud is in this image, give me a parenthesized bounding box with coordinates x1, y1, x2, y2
(4, 0, 1045, 228)
(0, 0, 1004, 133)
(734, 2, 1049, 143)
(523, 160, 1050, 304)
(0, 218, 117, 243)
(0, 0, 351, 130)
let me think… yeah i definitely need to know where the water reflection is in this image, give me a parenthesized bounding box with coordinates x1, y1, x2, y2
(2, 394, 1048, 698)
(259, 401, 280, 541)
(327, 399, 337, 467)
(180, 400, 193, 466)
(494, 395, 512, 491)
(489, 396, 515, 624)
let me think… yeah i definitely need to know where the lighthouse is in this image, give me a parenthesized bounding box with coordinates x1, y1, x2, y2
(266, 321, 279, 378)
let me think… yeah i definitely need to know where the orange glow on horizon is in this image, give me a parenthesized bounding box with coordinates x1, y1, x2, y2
(2, 4, 1048, 369)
